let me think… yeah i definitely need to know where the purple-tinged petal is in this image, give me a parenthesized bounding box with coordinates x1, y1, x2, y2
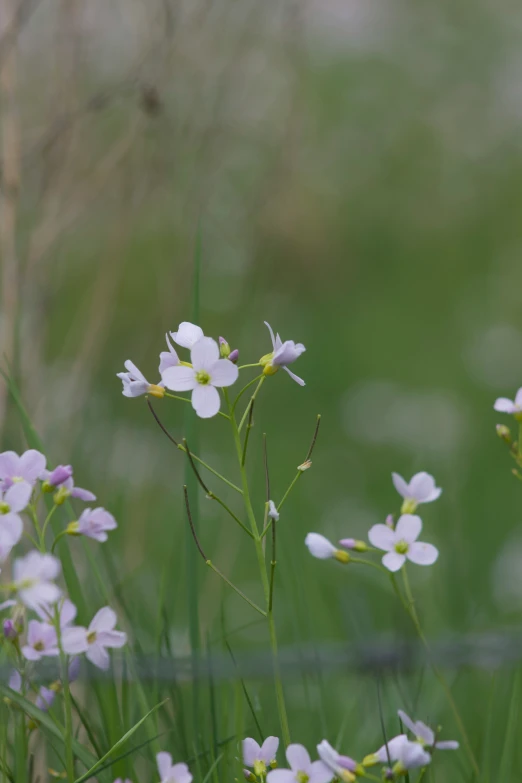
(515, 387, 522, 407)
(273, 340, 305, 367)
(192, 385, 220, 419)
(19, 450, 46, 482)
(283, 366, 306, 386)
(392, 472, 409, 498)
(305, 533, 336, 559)
(397, 710, 417, 736)
(171, 322, 204, 349)
(375, 735, 408, 763)
(191, 337, 220, 371)
(4, 482, 32, 513)
(0, 513, 23, 547)
(210, 359, 239, 387)
(36, 686, 55, 711)
(286, 744, 311, 774)
(61, 627, 89, 655)
(382, 551, 406, 572)
(0, 452, 19, 480)
(407, 542, 438, 566)
(89, 606, 117, 633)
(97, 630, 127, 648)
(409, 472, 438, 503)
(48, 465, 73, 487)
(70, 487, 96, 502)
(395, 515, 422, 544)
(260, 737, 279, 764)
(368, 524, 395, 551)
(266, 771, 296, 783)
(161, 365, 196, 392)
(86, 642, 110, 670)
(434, 740, 459, 750)
(171, 763, 193, 783)
(123, 360, 147, 383)
(243, 738, 262, 767)
(21, 645, 41, 661)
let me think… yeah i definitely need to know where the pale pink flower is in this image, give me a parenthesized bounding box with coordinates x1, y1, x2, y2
(21, 620, 59, 661)
(36, 598, 77, 629)
(392, 472, 441, 513)
(368, 515, 438, 572)
(170, 322, 204, 350)
(0, 449, 46, 489)
(305, 533, 350, 563)
(243, 737, 279, 772)
(263, 322, 306, 386)
(157, 751, 193, 783)
(161, 337, 238, 418)
(62, 607, 127, 670)
(363, 735, 409, 766)
(12, 551, 61, 610)
(398, 710, 459, 751)
(316, 740, 357, 780)
(266, 744, 333, 783)
(117, 361, 156, 398)
(159, 334, 180, 373)
(494, 388, 522, 418)
(74, 507, 117, 542)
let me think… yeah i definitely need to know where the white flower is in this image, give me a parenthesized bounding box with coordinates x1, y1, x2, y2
(73, 507, 117, 542)
(0, 483, 28, 561)
(157, 751, 193, 783)
(170, 322, 204, 350)
(268, 501, 279, 521)
(392, 472, 442, 513)
(262, 322, 306, 386)
(62, 606, 127, 670)
(21, 620, 59, 661)
(36, 597, 77, 629)
(159, 334, 180, 373)
(398, 710, 459, 751)
(161, 337, 238, 419)
(266, 744, 333, 783)
(494, 388, 522, 419)
(373, 734, 409, 764)
(12, 551, 61, 610)
(117, 360, 152, 398)
(243, 736, 279, 774)
(392, 740, 431, 773)
(305, 533, 349, 563)
(0, 449, 46, 490)
(368, 515, 438, 572)
(317, 740, 357, 781)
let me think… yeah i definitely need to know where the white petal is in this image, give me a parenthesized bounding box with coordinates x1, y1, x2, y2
(515, 387, 522, 407)
(191, 337, 220, 371)
(409, 472, 438, 503)
(273, 341, 306, 367)
(19, 450, 46, 482)
(407, 542, 439, 566)
(243, 738, 262, 767)
(286, 744, 311, 773)
(266, 772, 295, 783)
(0, 513, 23, 547)
(123, 360, 147, 383)
(157, 752, 174, 781)
(397, 710, 417, 736)
(398, 741, 431, 769)
(210, 359, 238, 388)
(97, 630, 127, 648)
(305, 533, 336, 559)
(375, 735, 409, 762)
(435, 740, 459, 750)
(309, 762, 334, 783)
(395, 514, 422, 544)
(283, 366, 306, 386)
(86, 642, 110, 670)
(192, 385, 220, 418)
(62, 627, 89, 654)
(494, 397, 516, 413)
(161, 365, 196, 392)
(171, 763, 193, 783)
(159, 348, 180, 374)
(89, 606, 117, 633)
(382, 551, 406, 572)
(4, 482, 32, 513)
(392, 472, 410, 498)
(368, 524, 395, 551)
(0, 451, 19, 479)
(260, 737, 279, 764)
(264, 321, 277, 350)
(171, 322, 204, 349)
(414, 721, 434, 745)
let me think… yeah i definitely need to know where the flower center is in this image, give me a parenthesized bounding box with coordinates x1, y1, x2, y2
(253, 761, 267, 777)
(34, 641, 45, 651)
(87, 631, 97, 644)
(394, 540, 409, 555)
(0, 502, 10, 514)
(195, 370, 211, 385)
(296, 772, 309, 783)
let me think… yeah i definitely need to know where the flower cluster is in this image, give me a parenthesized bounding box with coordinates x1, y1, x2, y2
(306, 471, 441, 574)
(241, 711, 457, 783)
(117, 320, 306, 418)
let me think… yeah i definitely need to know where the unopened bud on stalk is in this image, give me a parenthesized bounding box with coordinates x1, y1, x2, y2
(338, 538, 369, 552)
(243, 770, 256, 782)
(385, 514, 394, 529)
(496, 424, 512, 444)
(3, 619, 17, 640)
(219, 337, 231, 358)
(298, 459, 312, 472)
(228, 348, 239, 364)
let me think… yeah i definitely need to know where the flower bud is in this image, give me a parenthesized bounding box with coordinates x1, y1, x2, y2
(243, 770, 256, 782)
(219, 337, 231, 358)
(3, 619, 17, 640)
(298, 459, 312, 472)
(47, 465, 73, 488)
(333, 550, 350, 564)
(385, 514, 394, 528)
(496, 424, 512, 444)
(228, 348, 239, 364)
(339, 538, 369, 552)
(53, 486, 69, 506)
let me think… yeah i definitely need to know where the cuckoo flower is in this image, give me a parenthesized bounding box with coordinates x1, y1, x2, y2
(305, 533, 350, 563)
(41, 468, 96, 504)
(391, 740, 431, 774)
(170, 321, 204, 350)
(398, 710, 459, 751)
(317, 740, 358, 782)
(21, 620, 59, 661)
(392, 472, 441, 514)
(117, 360, 164, 399)
(0, 483, 28, 560)
(159, 334, 181, 373)
(243, 737, 279, 776)
(494, 387, 522, 419)
(161, 336, 238, 418)
(0, 449, 46, 490)
(36, 686, 56, 712)
(267, 744, 333, 783)
(12, 551, 61, 610)
(36, 598, 77, 629)
(157, 751, 193, 783)
(68, 507, 117, 542)
(368, 515, 438, 572)
(261, 322, 306, 385)
(62, 606, 127, 670)
(363, 735, 409, 767)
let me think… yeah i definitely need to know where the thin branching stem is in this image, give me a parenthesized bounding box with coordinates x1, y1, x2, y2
(241, 400, 255, 466)
(238, 376, 265, 432)
(276, 414, 321, 513)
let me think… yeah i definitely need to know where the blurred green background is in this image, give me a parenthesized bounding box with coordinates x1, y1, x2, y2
(3, 0, 522, 778)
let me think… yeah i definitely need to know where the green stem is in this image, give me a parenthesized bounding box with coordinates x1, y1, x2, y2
(518, 421, 522, 460)
(233, 374, 264, 411)
(398, 568, 480, 777)
(237, 363, 262, 370)
(56, 613, 74, 781)
(40, 503, 58, 548)
(51, 530, 69, 553)
(277, 472, 301, 514)
(205, 560, 266, 617)
(238, 377, 265, 432)
(207, 492, 254, 540)
(224, 389, 291, 746)
(350, 557, 389, 575)
(177, 444, 242, 494)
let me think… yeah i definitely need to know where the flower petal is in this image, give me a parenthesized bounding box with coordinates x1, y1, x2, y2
(264, 321, 277, 350)
(19, 450, 46, 482)
(283, 366, 306, 386)
(515, 387, 522, 407)
(70, 486, 96, 501)
(286, 744, 311, 773)
(409, 472, 438, 503)
(97, 630, 127, 648)
(171, 322, 204, 349)
(243, 738, 262, 767)
(61, 627, 89, 654)
(435, 740, 459, 750)
(89, 606, 117, 633)
(407, 542, 439, 566)
(161, 365, 196, 392)
(382, 551, 406, 572)
(260, 736, 279, 764)
(305, 533, 336, 559)
(192, 385, 220, 419)
(375, 735, 409, 762)
(266, 771, 296, 783)
(86, 642, 110, 670)
(191, 337, 220, 371)
(273, 341, 306, 367)
(157, 752, 174, 780)
(171, 763, 193, 783)
(368, 524, 395, 551)
(0, 452, 19, 480)
(4, 482, 32, 513)
(392, 472, 409, 498)
(309, 761, 334, 783)
(0, 513, 23, 548)
(395, 514, 422, 544)
(211, 359, 239, 387)
(494, 397, 516, 413)
(397, 710, 418, 736)
(123, 360, 147, 383)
